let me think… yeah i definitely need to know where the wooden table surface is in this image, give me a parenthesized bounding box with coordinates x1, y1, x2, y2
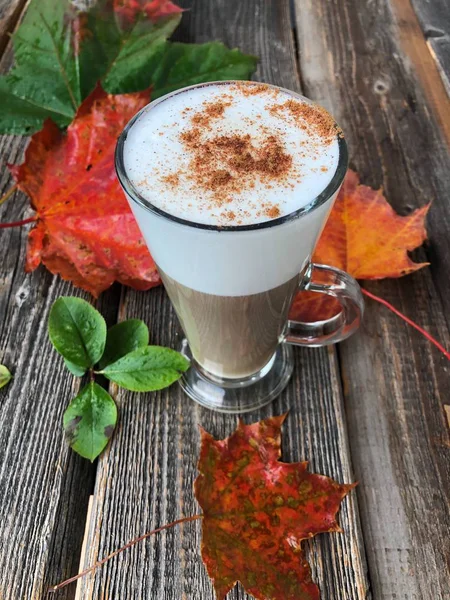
(1, 0, 449, 599)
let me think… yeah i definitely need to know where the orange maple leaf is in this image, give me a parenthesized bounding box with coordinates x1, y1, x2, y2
(290, 169, 430, 322)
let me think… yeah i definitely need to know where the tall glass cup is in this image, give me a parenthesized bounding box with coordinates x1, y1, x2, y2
(115, 81, 364, 413)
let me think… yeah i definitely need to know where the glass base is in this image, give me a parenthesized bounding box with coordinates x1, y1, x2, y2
(178, 340, 294, 413)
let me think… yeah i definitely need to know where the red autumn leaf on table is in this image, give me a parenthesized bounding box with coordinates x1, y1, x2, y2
(9, 86, 160, 297)
(114, 0, 182, 24)
(290, 169, 430, 322)
(195, 415, 354, 600)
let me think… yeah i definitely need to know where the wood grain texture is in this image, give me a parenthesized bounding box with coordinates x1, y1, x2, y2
(2, 0, 447, 599)
(76, 1, 370, 599)
(293, 0, 450, 598)
(0, 0, 27, 55)
(409, 0, 450, 95)
(0, 187, 95, 600)
(295, 0, 450, 323)
(0, 12, 119, 597)
(342, 279, 450, 600)
(392, 0, 450, 145)
(77, 293, 370, 600)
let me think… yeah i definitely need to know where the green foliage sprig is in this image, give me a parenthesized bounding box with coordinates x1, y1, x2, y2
(48, 297, 189, 461)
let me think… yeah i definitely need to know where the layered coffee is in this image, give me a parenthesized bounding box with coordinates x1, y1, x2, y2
(160, 269, 301, 379)
(121, 81, 341, 379)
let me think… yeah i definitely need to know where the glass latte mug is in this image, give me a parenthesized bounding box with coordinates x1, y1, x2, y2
(115, 81, 364, 413)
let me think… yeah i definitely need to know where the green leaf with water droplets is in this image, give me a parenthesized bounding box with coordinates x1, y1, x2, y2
(98, 319, 149, 370)
(100, 346, 189, 391)
(48, 297, 106, 371)
(63, 381, 117, 461)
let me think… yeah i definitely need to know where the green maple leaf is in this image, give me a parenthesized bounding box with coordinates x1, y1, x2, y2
(0, 0, 257, 135)
(80, 0, 182, 98)
(0, 0, 180, 134)
(0, 0, 82, 134)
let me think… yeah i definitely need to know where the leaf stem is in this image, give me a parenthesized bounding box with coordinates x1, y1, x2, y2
(48, 514, 203, 593)
(89, 368, 95, 382)
(0, 185, 18, 206)
(0, 216, 37, 229)
(361, 288, 450, 360)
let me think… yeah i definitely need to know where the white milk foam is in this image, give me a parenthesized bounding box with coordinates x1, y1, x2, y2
(124, 82, 340, 226)
(120, 82, 344, 296)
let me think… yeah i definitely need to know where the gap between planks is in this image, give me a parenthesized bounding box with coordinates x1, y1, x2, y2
(75, 496, 94, 600)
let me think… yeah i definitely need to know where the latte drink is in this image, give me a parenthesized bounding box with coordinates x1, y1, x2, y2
(118, 81, 342, 380)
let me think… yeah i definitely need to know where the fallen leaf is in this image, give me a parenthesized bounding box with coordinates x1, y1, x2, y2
(98, 319, 149, 370)
(290, 169, 430, 322)
(0, 0, 181, 134)
(113, 0, 183, 24)
(289, 278, 342, 324)
(195, 415, 354, 600)
(10, 86, 160, 296)
(63, 381, 117, 461)
(0, 365, 12, 389)
(48, 297, 107, 371)
(89, 0, 182, 95)
(0, 0, 256, 135)
(313, 169, 429, 278)
(146, 42, 259, 101)
(99, 345, 190, 391)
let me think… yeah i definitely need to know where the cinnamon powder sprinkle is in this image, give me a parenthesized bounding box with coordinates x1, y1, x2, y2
(220, 210, 236, 222)
(265, 204, 281, 218)
(155, 85, 340, 224)
(180, 129, 201, 146)
(175, 94, 297, 218)
(231, 82, 279, 98)
(191, 100, 231, 127)
(179, 127, 292, 211)
(162, 173, 180, 187)
(268, 99, 342, 143)
(209, 169, 232, 189)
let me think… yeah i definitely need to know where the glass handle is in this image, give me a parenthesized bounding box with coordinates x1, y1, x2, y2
(284, 263, 364, 347)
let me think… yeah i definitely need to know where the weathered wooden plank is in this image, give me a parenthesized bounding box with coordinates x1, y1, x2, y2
(0, 200, 95, 599)
(392, 0, 450, 145)
(78, 299, 370, 600)
(0, 201, 120, 597)
(293, 0, 450, 598)
(296, 0, 450, 322)
(409, 0, 450, 95)
(76, 1, 370, 599)
(175, 0, 299, 89)
(0, 7, 119, 596)
(342, 279, 450, 600)
(0, 0, 27, 55)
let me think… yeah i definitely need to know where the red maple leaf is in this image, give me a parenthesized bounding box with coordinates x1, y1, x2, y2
(113, 0, 183, 25)
(10, 86, 160, 297)
(195, 415, 354, 600)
